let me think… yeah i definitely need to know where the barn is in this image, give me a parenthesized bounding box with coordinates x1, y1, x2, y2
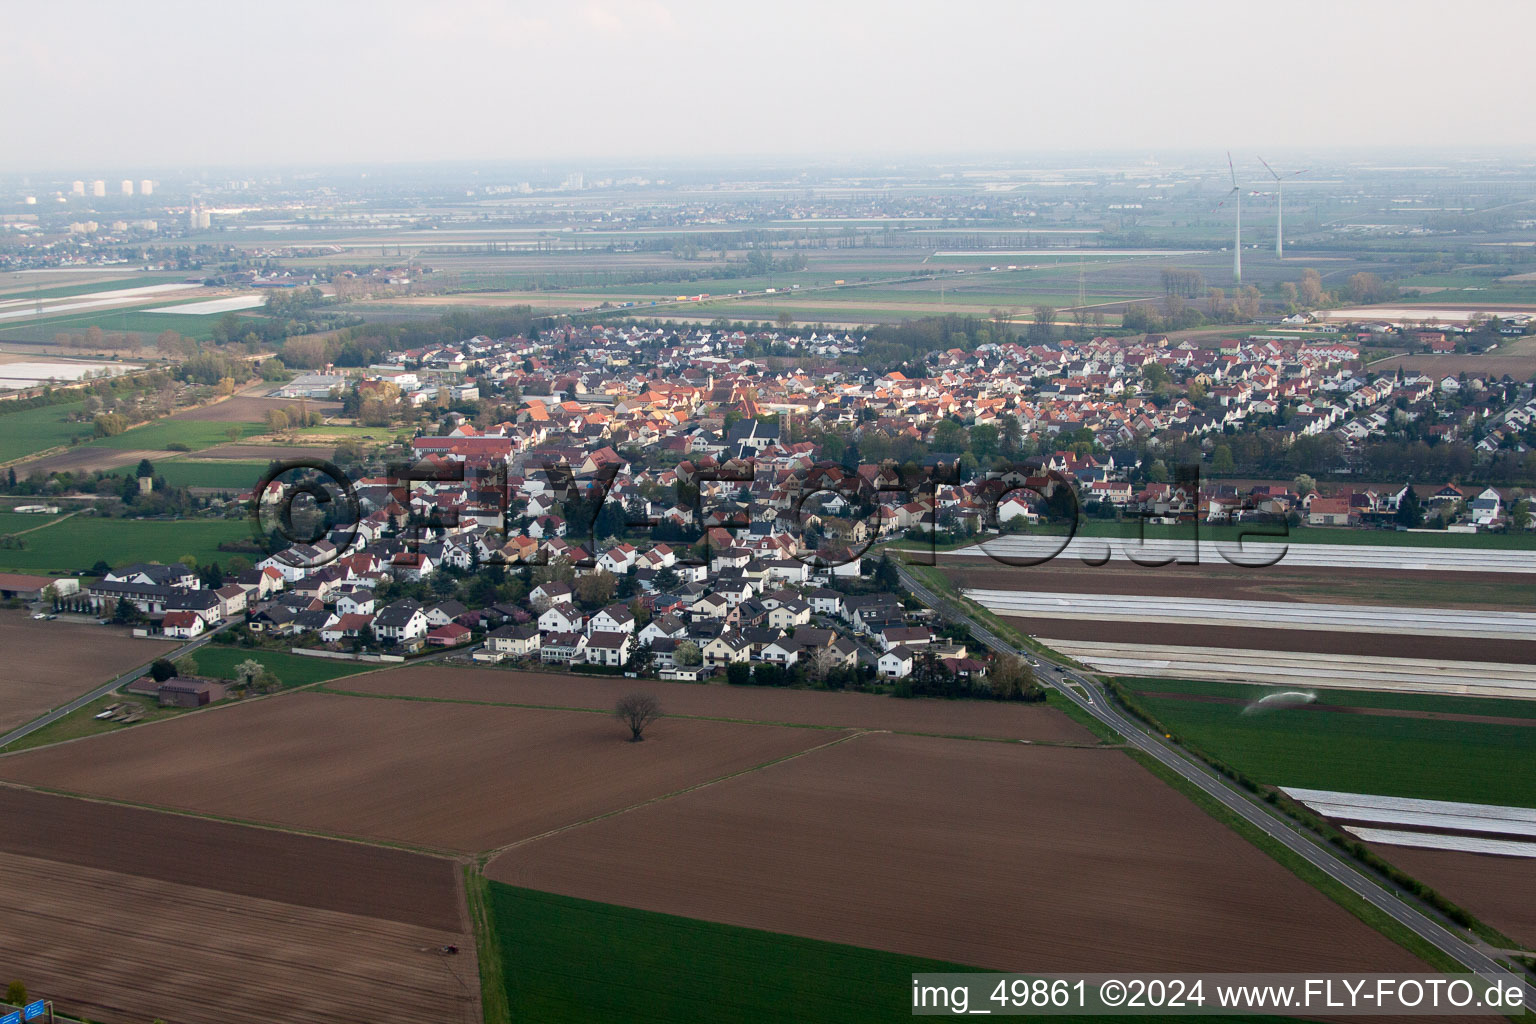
(0, 573, 79, 601)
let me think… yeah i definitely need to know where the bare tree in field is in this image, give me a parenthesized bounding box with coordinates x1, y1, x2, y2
(615, 692, 662, 742)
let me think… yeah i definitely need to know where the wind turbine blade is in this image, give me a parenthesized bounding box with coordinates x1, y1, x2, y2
(1258, 156, 1279, 181)
(1228, 151, 1237, 187)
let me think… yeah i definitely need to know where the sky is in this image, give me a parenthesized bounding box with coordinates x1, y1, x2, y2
(7, 0, 1535, 172)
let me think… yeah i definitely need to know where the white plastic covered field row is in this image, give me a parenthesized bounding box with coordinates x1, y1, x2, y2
(953, 536, 1536, 574)
(966, 590, 1536, 640)
(1283, 788, 1536, 858)
(1046, 640, 1536, 700)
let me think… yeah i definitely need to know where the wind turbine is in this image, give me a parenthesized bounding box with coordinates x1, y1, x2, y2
(1217, 152, 1242, 285)
(1258, 157, 1307, 259)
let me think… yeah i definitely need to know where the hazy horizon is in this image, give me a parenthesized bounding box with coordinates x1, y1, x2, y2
(7, 0, 1535, 173)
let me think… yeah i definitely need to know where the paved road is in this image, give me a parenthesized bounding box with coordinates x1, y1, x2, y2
(896, 563, 1536, 998)
(0, 620, 237, 750)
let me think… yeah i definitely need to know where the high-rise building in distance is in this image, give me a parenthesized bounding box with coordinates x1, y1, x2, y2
(121, 179, 134, 196)
(140, 179, 153, 196)
(71, 180, 84, 196)
(91, 180, 106, 197)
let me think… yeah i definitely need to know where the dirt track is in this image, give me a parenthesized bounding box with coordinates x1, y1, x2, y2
(343, 665, 1094, 742)
(0, 613, 175, 733)
(0, 690, 834, 853)
(489, 732, 1429, 974)
(1368, 843, 1536, 950)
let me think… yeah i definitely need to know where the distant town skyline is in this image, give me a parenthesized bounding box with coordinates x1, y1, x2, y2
(6, 0, 1535, 171)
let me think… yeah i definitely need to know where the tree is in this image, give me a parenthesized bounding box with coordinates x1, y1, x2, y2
(175, 654, 199, 676)
(987, 653, 1039, 701)
(1396, 486, 1424, 528)
(1211, 444, 1235, 475)
(136, 458, 156, 479)
(725, 662, 752, 686)
(574, 569, 617, 608)
(149, 658, 178, 683)
(614, 692, 662, 742)
(1146, 459, 1169, 484)
(674, 640, 702, 667)
(233, 658, 265, 689)
(1511, 498, 1531, 531)
(5, 981, 25, 1006)
(112, 597, 143, 625)
(969, 423, 999, 463)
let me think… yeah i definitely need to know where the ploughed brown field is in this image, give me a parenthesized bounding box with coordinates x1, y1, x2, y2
(195, 443, 339, 461)
(488, 732, 1427, 974)
(339, 665, 1096, 743)
(0, 788, 475, 1024)
(1000, 615, 1536, 664)
(167, 394, 342, 422)
(0, 612, 175, 733)
(11, 445, 170, 476)
(0, 690, 835, 853)
(1368, 843, 1536, 950)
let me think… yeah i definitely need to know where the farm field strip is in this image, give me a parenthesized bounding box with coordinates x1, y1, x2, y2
(967, 589, 1536, 638)
(487, 732, 1428, 974)
(0, 691, 842, 854)
(145, 293, 265, 314)
(1123, 677, 1536, 809)
(1283, 788, 1536, 838)
(338, 664, 1095, 742)
(1052, 640, 1536, 698)
(0, 614, 177, 735)
(1346, 827, 1536, 859)
(0, 850, 477, 1024)
(0, 281, 202, 320)
(951, 535, 1536, 573)
(1362, 843, 1536, 949)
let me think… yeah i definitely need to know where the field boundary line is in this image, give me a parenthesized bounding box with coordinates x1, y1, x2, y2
(483, 729, 874, 859)
(464, 867, 511, 1024)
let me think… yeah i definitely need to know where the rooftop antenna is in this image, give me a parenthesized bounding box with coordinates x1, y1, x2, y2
(1257, 157, 1307, 259)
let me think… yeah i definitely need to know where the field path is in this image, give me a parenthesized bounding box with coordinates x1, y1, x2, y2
(4, 509, 77, 536)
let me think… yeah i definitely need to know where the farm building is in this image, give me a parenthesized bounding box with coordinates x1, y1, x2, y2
(156, 677, 228, 708)
(0, 573, 78, 601)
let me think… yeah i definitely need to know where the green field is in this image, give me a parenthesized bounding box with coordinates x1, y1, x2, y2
(194, 646, 379, 687)
(0, 305, 237, 342)
(0, 401, 90, 462)
(0, 515, 247, 573)
(91, 417, 266, 451)
(0, 510, 69, 534)
(1122, 677, 1536, 808)
(112, 458, 267, 490)
(0, 274, 186, 301)
(488, 884, 1303, 1024)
